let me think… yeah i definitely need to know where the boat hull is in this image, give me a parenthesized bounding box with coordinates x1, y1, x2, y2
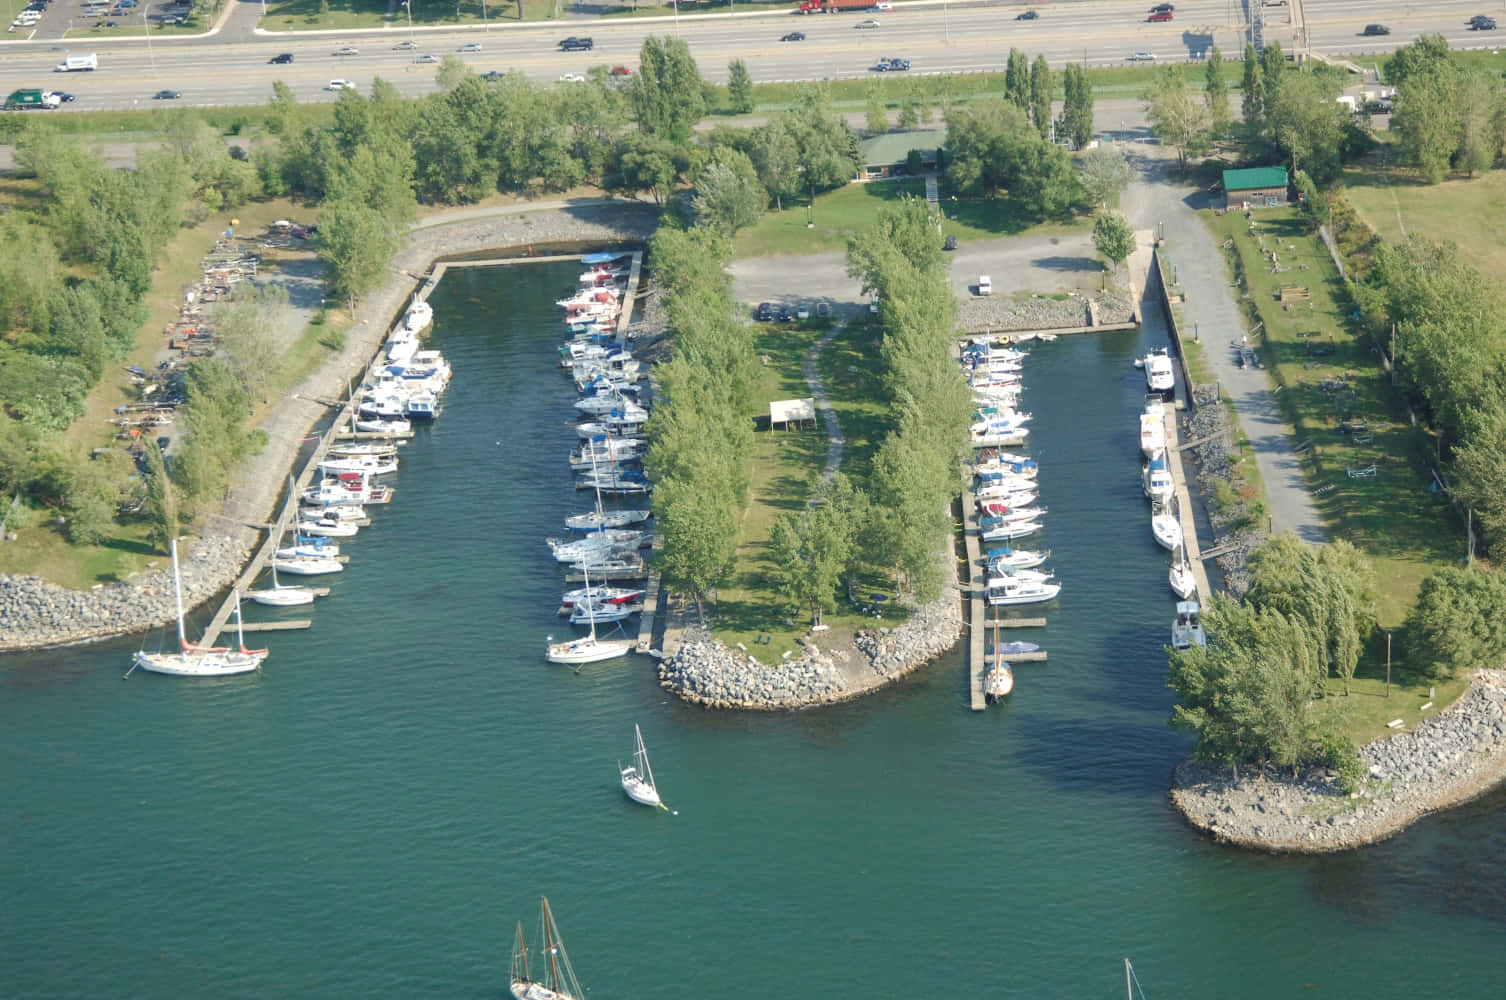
(133, 649, 262, 677)
(272, 558, 344, 576)
(621, 769, 661, 807)
(545, 636, 633, 665)
(246, 589, 316, 607)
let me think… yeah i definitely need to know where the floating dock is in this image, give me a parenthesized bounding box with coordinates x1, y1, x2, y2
(1160, 402, 1212, 601)
(236, 619, 313, 633)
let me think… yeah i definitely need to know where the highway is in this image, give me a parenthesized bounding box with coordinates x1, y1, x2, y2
(1, 1, 1503, 111)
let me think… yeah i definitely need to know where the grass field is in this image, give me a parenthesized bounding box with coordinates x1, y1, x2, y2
(734, 178, 926, 256)
(1206, 206, 1461, 629)
(1341, 162, 1506, 282)
(260, 0, 551, 31)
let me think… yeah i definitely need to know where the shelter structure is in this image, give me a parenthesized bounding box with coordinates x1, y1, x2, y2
(769, 398, 817, 431)
(1222, 166, 1289, 211)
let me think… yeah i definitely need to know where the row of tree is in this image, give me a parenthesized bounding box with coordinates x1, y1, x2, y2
(1386, 35, 1506, 183)
(1168, 535, 1375, 787)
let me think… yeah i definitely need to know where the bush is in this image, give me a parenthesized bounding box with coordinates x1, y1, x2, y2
(905, 149, 924, 175)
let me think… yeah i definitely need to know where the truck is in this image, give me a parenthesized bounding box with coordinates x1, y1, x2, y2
(798, 0, 877, 13)
(56, 53, 99, 73)
(4, 89, 62, 110)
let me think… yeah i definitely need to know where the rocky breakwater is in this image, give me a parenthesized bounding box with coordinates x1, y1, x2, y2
(0, 533, 253, 652)
(659, 581, 962, 710)
(957, 289, 1135, 333)
(1171, 669, 1506, 853)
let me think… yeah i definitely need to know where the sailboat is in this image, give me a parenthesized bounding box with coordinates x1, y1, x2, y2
(619, 724, 662, 807)
(510, 897, 585, 1000)
(131, 541, 266, 677)
(546, 560, 635, 665)
(1169, 544, 1197, 600)
(246, 558, 316, 607)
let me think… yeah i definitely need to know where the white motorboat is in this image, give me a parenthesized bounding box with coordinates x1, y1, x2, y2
(129, 544, 267, 678)
(560, 584, 646, 609)
(564, 508, 652, 531)
(1142, 455, 1174, 504)
(979, 501, 1046, 523)
(404, 391, 442, 420)
(972, 426, 1030, 448)
(977, 461, 1038, 482)
(620, 724, 662, 808)
(299, 503, 366, 522)
(510, 898, 586, 1000)
(985, 574, 1062, 606)
(246, 560, 317, 607)
(403, 297, 433, 334)
(568, 600, 642, 625)
(557, 286, 620, 310)
(354, 416, 411, 435)
(1143, 346, 1175, 395)
(318, 454, 397, 477)
(975, 486, 1038, 507)
(1171, 600, 1208, 650)
(574, 392, 637, 416)
(386, 326, 420, 364)
(981, 518, 1043, 542)
(1151, 511, 1182, 551)
(272, 555, 343, 576)
(297, 516, 359, 538)
(1140, 406, 1166, 459)
(986, 546, 1049, 570)
(986, 566, 1055, 588)
(1170, 557, 1197, 600)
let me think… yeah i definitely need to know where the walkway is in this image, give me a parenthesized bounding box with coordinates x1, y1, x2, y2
(802, 321, 847, 486)
(1119, 144, 1324, 543)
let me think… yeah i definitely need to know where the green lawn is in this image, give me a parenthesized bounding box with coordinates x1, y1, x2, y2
(734, 178, 926, 257)
(937, 178, 1091, 241)
(1319, 635, 1471, 750)
(710, 318, 902, 661)
(260, 0, 554, 31)
(1206, 206, 1461, 626)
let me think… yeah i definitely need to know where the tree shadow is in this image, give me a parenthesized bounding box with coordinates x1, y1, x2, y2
(1029, 255, 1100, 272)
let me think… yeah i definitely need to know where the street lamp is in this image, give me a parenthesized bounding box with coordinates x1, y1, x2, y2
(402, 0, 415, 52)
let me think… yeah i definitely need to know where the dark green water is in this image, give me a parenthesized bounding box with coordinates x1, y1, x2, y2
(5, 262, 1506, 998)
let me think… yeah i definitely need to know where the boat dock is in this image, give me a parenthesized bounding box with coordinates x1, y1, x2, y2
(963, 490, 990, 711)
(1160, 402, 1212, 601)
(616, 252, 644, 346)
(237, 619, 314, 632)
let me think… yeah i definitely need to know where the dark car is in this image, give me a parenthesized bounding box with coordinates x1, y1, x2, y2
(53, 90, 75, 102)
(943, 235, 958, 251)
(1361, 24, 1390, 36)
(152, 89, 180, 100)
(755, 302, 774, 322)
(558, 36, 593, 51)
(1015, 9, 1037, 19)
(778, 305, 796, 322)
(269, 52, 293, 64)
(1147, 10, 1173, 22)
(1469, 16, 1496, 30)
(1149, 3, 1174, 11)
(873, 57, 911, 72)
(781, 31, 805, 41)
(480, 70, 505, 80)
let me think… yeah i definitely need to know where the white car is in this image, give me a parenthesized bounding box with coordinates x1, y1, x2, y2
(415, 54, 438, 63)
(558, 72, 586, 83)
(1127, 51, 1156, 62)
(459, 42, 482, 53)
(874, 1, 893, 9)
(326, 79, 355, 91)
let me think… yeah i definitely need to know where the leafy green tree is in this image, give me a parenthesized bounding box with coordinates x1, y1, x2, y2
(1404, 566, 1506, 679)
(1029, 54, 1053, 140)
(653, 469, 739, 621)
(1078, 144, 1132, 208)
(692, 149, 765, 236)
(749, 117, 802, 211)
(783, 91, 860, 198)
(1383, 33, 1453, 91)
(727, 58, 755, 115)
(865, 81, 889, 135)
(945, 99, 1035, 197)
(215, 283, 291, 401)
(1451, 401, 1506, 553)
(64, 448, 127, 545)
(615, 133, 683, 204)
(316, 199, 399, 306)
(1267, 71, 1349, 182)
(1260, 41, 1285, 119)
(631, 35, 709, 143)
(770, 474, 862, 625)
(1204, 46, 1230, 137)
(1060, 63, 1094, 149)
(1453, 69, 1505, 178)
(1004, 48, 1030, 108)
(437, 55, 472, 91)
(1241, 42, 1264, 127)
(1143, 66, 1211, 170)
(142, 437, 178, 552)
(1092, 210, 1135, 275)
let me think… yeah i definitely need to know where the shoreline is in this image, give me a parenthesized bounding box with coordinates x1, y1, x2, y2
(1170, 668, 1506, 853)
(0, 199, 661, 654)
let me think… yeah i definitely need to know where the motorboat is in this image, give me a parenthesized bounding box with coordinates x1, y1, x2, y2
(318, 455, 397, 477)
(302, 478, 392, 506)
(297, 515, 360, 538)
(986, 566, 1055, 588)
(1143, 347, 1175, 395)
(565, 508, 652, 531)
(977, 460, 1038, 481)
(557, 286, 620, 310)
(128, 543, 266, 678)
(985, 573, 1062, 605)
(986, 545, 1049, 570)
(975, 485, 1037, 507)
(576, 413, 649, 440)
(299, 503, 366, 522)
(272, 555, 344, 576)
(1151, 511, 1182, 551)
(1171, 600, 1208, 650)
(385, 326, 419, 363)
(354, 416, 411, 435)
(981, 517, 1042, 542)
(971, 425, 1030, 448)
(568, 600, 643, 625)
(1170, 557, 1197, 600)
(979, 502, 1045, 523)
(569, 436, 647, 470)
(560, 584, 646, 609)
(1140, 404, 1166, 459)
(358, 393, 406, 421)
(403, 297, 433, 334)
(1143, 455, 1174, 504)
(404, 391, 441, 420)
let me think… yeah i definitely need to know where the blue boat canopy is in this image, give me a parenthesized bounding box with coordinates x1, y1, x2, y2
(581, 252, 629, 265)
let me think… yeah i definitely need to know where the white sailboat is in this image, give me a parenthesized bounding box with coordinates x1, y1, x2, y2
(130, 541, 266, 677)
(246, 557, 316, 607)
(619, 724, 662, 808)
(1169, 545, 1197, 600)
(510, 897, 585, 1000)
(546, 559, 634, 665)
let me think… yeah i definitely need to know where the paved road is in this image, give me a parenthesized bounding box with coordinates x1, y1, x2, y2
(5, 0, 1496, 112)
(1119, 141, 1324, 543)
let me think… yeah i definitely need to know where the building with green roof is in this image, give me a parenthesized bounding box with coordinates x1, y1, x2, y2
(857, 130, 945, 180)
(1222, 166, 1289, 211)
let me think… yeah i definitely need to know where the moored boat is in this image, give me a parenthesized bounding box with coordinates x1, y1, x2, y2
(1151, 511, 1182, 551)
(1171, 600, 1208, 650)
(619, 724, 662, 808)
(985, 573, 1062, 606)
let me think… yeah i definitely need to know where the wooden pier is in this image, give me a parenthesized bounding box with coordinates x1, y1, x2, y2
(636, 570, 660, 655)
(1161, 402, 1213, 602)
(616, 252, 643, 345)
(962, 489, 990, 711)
(237, 619, 313, 633)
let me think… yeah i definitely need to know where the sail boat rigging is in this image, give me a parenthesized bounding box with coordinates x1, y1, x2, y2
(546, 442, 634, 665)
(619, 724, 664, 808)
(248, 482, 318, 606)
(510, 897, 585, 1000)
(129, 538, 266, 677)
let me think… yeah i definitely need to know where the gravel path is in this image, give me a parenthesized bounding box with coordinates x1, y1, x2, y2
(1119, 143, 1324, 543)
(802, 321, 846, 485)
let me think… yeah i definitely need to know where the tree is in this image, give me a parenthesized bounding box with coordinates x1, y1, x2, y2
(770, 474, 862, 625)
(1260, 41, 1285, 119)
(865, 80, 889, 135)
(141, 437, 177, 552)
(1143, 67, 1211, 170)
(749, 117, 802, 211)
(1204, 46, 1230, 137)
(1078, 144, 1132, 208)
(944, 99, 1034, 197)
(692, 149, 765, 236)
(436, 55, 472, 91)
(1060, 63, 1094, 149)
(215, 283, 291, 401)
(1004, 48, 1030, 108)
(631, 35, 709, 143)
(1404, 566, 1506, 680)
(1241, 42, 1264, 127)
(1453, 68, 1505, 178)
(727, 58, 754, 115)
(316, 199, 398, 306)
(1383, 33, 1453, 92)
(614, 133, 683, 204)
(1029, 54, 1053, 140)
(1092, 210, 1135, 275)
(1267, 71, 1350, 182)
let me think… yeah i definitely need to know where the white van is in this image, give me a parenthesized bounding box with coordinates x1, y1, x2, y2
(978, 275, 993, 296)
(56, 53, 99, 72)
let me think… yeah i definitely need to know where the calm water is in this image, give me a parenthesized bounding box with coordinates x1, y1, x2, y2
(5, 263, 1506, 998)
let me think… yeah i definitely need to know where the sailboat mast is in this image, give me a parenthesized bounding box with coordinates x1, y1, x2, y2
(541, 897, 562, 990)
(636, 724, 656, 790)
(170, 537, 187, 650)
(512, 921, 530, 984)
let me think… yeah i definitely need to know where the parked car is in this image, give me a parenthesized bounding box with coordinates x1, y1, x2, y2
(269, 52, 293, 64)
(1361, 24, 1390, 36)
(855, 18, 880, 28)
(558, 36, 593, 51)
(1126, 51, 1156, 62)
(755, 302, 774, 322)
(977, 275, 993, 296)
(1015, 9, 1038, 19)
(609, 64, 632, 76)
(1147, 10, 1173, 22)
(152, 89, 180, 100)
(815, 301, 832, 318)
(943, 235, 958, 251)
(781, 31, 805, 41)
(869, 294, 880, 314)
(333, 46, 359, 55)
(458, 42, 482, 53)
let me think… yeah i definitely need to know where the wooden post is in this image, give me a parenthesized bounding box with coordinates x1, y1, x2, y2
(1385, 632, 1392, 698)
